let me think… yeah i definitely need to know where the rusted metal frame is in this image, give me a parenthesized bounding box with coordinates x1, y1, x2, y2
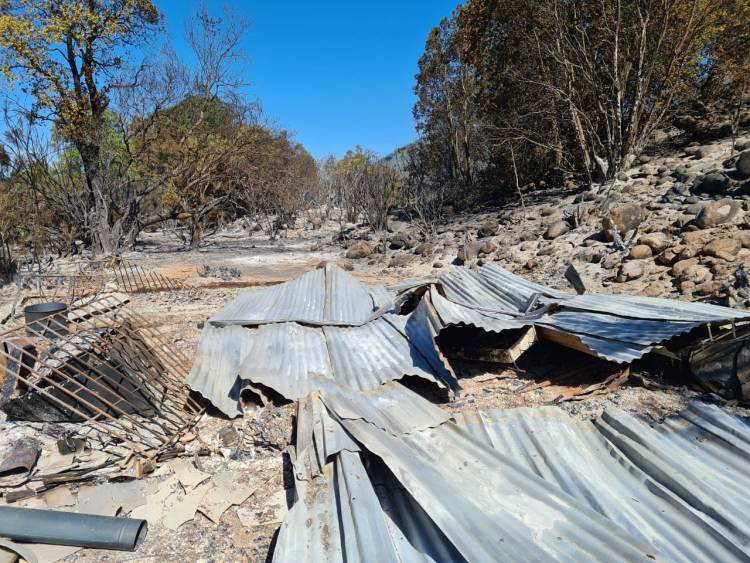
(4, 334, 174, 445)
(117, 263, 135, 293)
(16, 319, 181, 438)
(33, 319, 190, 434)
(22, 319, 179, 436)
(110, 306, 194, 373)
(79, 304, 199, 412)
(96, 330, 195, 427)
(66, 294, 197, 409)
(91, 316, 197, 410)
(130, 263, 149, 293)
(0, 344, 162, 451)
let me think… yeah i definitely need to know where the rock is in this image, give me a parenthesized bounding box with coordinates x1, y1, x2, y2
(657, 247, 680, 265)
(694, 281, 721, 296)
(477, 220, 499, 238)
(540, 207, 556, 217)
(311, 218, 323, 230)
(387, 220, 408, 233)
(702, 238, 741, 261)
(389, 232, 415, 250)
(524, 259, 538, 270)
(433, 261, 444, 268)
(414, 242, 434, 257)
(694, 198, 742, 228)
(582, 246, 604, 263)
(672, 258, 699, 277)
(629, 245, 652, 259)
(342, 262, 355, 271)
(544, 220, 571, 240)
(638, 232, 670, 252)
(736, 139, 750, 152)
(737, 231, 750, 249)
(680, 280, 696, 294)
(692, 173, 730, 195)
(617, 261, 645, 281)
(388, 254, 414, 268)
(537, 245, 554, 256)
(642, 282, 665, 297)
(602, 203, 646, 241)
(602, 253, 621, 270)
(681, 264, 713, 284)
(737, 150, 750, 179)
(345, 240, 373, 259)
(456, 241, 482, 264)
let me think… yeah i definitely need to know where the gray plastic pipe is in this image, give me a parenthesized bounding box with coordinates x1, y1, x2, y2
(0, 506, 147, 551)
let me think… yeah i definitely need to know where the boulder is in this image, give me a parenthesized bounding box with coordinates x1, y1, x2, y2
(602, 203, 646, 241)
(477, 220, 499, 238)
(737, 150, 750, 179)
(702, 238, 741, 261)
(629, 245, 653, 259)
(681, 264, 713, 284)
(692, 173, 730, 195)
(544, 220, 571, 240)
(657, 247, 680, 265)
(737, 231, 750, 249)
(414, 242, 434, 257)
(642, 282, 665, 297)
(638, 232, 670, 252)
(479, 240, 497, 255)
(345, 240, 373, 259)
(617, 261, 645, 281)
(672, 257, 700, 277)
(389, 232, 415, 250)
(694, 198, 742, 228)
(456, 241, 482, 264)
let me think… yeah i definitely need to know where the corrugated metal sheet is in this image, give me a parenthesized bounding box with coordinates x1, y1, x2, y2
(282, 380, 750, 562)
(453, 402, 750, 560)
(209, 264, 392, 326)
(429, 286, 527, 333)
(436, 263, 750, 362)
(276, 394, 461, 563)
(321, 383, 655, 561)
(188, 316, 456, 416)
(185, 324, 253, 417)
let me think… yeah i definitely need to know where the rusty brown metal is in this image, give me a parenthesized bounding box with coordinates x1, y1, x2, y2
(0, 438, 40, 477)
(0, 294, 199, 457)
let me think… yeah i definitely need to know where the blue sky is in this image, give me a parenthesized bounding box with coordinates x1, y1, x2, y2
(157, 1, 461, 160)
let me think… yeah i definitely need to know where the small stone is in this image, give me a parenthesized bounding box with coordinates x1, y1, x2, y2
(681, 264, 713, 284)
(433, 261, 444, 268)
(672, 258, 699, 277)
(702, 238, 741, 261)
(544, 220, 571, 240)
(479, 240, 497, 255)
(345, 240, 373, 259)
(477, 220, 499, 238)
(414, 242, 434, 257)
(642, 282, 664, 297)
(629, 245, 653, 259)
(602, 203, 646, 241)
(602, 253, 621, 270)
(617, 261, 645, 281)
(638, 232, 670, 252)
(694, 198, 742, 228)
(389, 232, 415, 250)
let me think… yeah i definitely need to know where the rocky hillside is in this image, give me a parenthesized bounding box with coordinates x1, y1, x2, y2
(341, 129, 750, 307)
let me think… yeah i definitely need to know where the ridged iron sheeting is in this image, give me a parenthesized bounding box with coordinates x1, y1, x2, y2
(435, 263, 750, 363)
(209, 263, 392, 327)
(454, 402, 750, 561)
(187, 314, 455, 416)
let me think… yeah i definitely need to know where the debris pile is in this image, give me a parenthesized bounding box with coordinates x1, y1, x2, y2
(184, 262, 750, 561)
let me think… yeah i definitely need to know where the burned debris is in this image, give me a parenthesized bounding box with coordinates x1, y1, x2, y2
(180, 263, 750, 561)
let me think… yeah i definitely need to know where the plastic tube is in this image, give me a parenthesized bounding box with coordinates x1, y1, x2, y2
(0, 507, 147, 551)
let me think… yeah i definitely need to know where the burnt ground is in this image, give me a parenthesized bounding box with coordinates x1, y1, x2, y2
(2, 129, 750, 561)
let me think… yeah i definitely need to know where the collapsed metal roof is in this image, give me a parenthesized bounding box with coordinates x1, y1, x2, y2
(209, 263, 394, 327)
(432, 263, 750, 362)
(275, 380, 750, 561)
(187, 266, 456, 416)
